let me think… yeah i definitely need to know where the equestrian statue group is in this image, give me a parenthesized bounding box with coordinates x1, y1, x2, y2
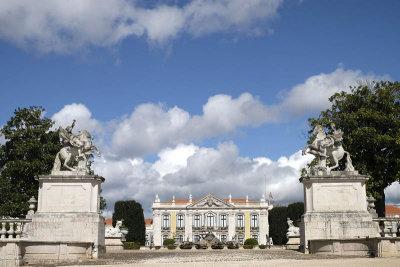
(52, 120, 101, 175)
(302, 123, 355, 174)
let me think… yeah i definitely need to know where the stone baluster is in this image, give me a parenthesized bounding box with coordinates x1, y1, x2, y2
(7, 222, 15, 239)
(26, 196, 37, 219)
(15, 222, 22, 239)
(0, 222, 6, 239)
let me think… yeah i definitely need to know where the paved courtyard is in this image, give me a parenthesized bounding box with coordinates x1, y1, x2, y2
(53, 248, 400, 267)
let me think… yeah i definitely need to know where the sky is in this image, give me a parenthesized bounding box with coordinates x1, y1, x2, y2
(0, 0, 399, 218)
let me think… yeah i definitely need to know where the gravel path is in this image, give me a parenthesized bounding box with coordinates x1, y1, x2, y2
(30, 248, 400, 267)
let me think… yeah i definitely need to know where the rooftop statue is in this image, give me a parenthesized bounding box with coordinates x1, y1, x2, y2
(302, 123, 355, 174)
(52, 120, 101, 175)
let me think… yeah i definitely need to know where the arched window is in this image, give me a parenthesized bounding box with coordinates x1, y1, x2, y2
(220, 235, 227, 242)
(238, 235, 244, 244)
(251, 214, 258, 228)
(162, 214, 170, 228)
(177, 214, 185, 228)
(206, 212, 215, 227)
(237, 214, 244, 228)
(220, 214, 228, 228)
(251, 234, 258, 242)
(163, 235, 169, 242)
(193, 214, 201, 227)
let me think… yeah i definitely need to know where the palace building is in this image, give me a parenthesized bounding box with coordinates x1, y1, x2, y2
(148, 193, 273, 246)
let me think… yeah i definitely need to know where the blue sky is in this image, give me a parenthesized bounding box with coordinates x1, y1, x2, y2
(0, 0, 399, 217)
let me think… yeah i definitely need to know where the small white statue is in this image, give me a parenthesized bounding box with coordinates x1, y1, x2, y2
(286, 217, 300, 237)
(302, 123, 355, 173)
(105, 220, 123, 237)
(52, 120, 101, 175)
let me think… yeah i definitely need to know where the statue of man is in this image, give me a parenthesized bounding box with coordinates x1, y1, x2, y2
(59, 120, 84, 158)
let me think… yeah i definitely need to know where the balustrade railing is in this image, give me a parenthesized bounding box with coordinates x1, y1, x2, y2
(0, 219, 31, 240)
(373, 217, 400, 237)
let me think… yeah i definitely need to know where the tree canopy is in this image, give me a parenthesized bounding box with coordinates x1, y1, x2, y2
(0, 106, 61, 217)
(112, 200, 146, 245)
(306, 81, 400, 216)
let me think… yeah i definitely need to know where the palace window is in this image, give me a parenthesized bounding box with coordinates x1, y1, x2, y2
(221, 235, 227, 242)
(220, 214, 227, 228)
(237, 214, 244, 228)
(251, 214, 258, 228)
(177, 214, 184, 228)
(252, 234, 258, 242)
(177, 235, 184, 243)
(162, 214, 170, 228)
(206, 213, 215, 227)
(194, 235, 200, 242)
(238, 235, 244, 244)
(193, 214, 201, 227)
(163, 235, 169, 242)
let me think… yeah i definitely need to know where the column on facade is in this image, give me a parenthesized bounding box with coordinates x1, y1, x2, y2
(228, 211, 236, 242)
(185, 211, 192, 242)
(153, 211, 162, 246)
(259, 210, 268, 245)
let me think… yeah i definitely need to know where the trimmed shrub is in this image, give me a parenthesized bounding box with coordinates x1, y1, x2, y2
(268, 206, 288, 245)
(243, 245, 254, 249)
(167, 245, 177, 250)
(124, 242, 140, 250)
(287, 202, 304, 227)
(244, 238, 258, 246)
(112, 200, 146, 245)
(163, 238, 175, 247)
(155, 246, 161, 250)
(259, 244, 266, 249)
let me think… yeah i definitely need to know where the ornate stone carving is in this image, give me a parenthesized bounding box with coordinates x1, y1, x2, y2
(302, 123, 355, 174)
(52, 120, 101, 175)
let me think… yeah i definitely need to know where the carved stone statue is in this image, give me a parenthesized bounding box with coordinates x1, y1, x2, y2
(52, 120, 101, 175)
(302, 123, 355, 174)
(286, 217, 300, 237)
(105, 220, 124, 238)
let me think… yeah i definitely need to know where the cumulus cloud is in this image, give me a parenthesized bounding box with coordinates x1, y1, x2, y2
(51, 103, 102, 133)
(111, 67, 388, 157)
(111, 93, 275, 157)
(0, 0, 282, 53)
(385, 182, 400, 205)
(93, 142, 314, 218)
(277, 67, 390, 118)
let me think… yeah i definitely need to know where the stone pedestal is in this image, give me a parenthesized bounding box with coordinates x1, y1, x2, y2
(105, 237, 124, 251)
(286, 235, 300, 250)
(300, 172, 379, 252)
(27, 175, 105, 258)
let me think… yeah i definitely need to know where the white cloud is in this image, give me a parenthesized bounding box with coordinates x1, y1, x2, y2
(111, 93, 276, 157)
(93, 143, 314, 218)
(0, 0, 282, 53)
(51, 103, 102, 134)
(278, 67, 390, 118)
(385, 182, 400, 205)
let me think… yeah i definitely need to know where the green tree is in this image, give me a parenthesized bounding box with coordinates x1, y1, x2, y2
(287, 202, 304, 227)
(0, 106, 61, 217)
(268, 206, 288, 245)
(306, 81, 400, 217)
(112, 200, 146, 245)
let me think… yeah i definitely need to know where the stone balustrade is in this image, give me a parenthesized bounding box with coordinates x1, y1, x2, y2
(374, 217, 400, 237)
(0, 219, 31, 239)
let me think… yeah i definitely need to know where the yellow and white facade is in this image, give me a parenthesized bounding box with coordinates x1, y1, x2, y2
(151, 193, 273, 246)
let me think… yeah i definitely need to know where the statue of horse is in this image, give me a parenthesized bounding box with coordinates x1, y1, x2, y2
(52, 129, 101, 174)
(302, 124, 355, 173)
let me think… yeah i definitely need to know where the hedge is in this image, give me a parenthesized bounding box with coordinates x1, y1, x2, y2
(259, 244, 266, 249)
(163, 238, 175, 247)
(243, 245, 254, 249)
(124, 242, 140, 250)
(244, 238, 258, 246)
(167, 245, 177, 250)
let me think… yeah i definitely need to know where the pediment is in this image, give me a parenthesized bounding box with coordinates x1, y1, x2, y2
(188, 194, 234, 209)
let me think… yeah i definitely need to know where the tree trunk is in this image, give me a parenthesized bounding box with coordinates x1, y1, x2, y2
(375, 188, 386, 218)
